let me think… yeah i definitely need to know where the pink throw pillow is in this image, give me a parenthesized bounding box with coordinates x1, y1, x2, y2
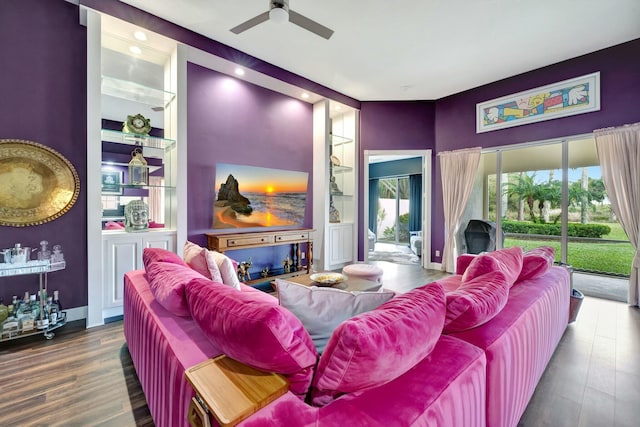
(310, 282, 445, 406)
(142, 247, 188, 271)
(183, 241, 224, 284)
(186, 277, 318, 397)
(517, 246, 555, 282)
(444, 270, 509, 333)
(456, 254, 477, 275)
(205, 249, 242, 290)
(105, 221, 124, 230)
(145, 261, 206, 317)
(462, 247, 523, 287)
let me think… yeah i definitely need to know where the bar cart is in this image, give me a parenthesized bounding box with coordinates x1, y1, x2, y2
(0, 260, 66, 341)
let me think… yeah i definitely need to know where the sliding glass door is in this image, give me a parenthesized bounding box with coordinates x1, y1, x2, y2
(377, 177, 410, 245)
(465, 136, 632, 278)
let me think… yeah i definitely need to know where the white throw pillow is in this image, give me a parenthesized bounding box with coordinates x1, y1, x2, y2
(183, 241, 223, 283)
(275, 279, 395, 353)
(205, 249, 242, 291)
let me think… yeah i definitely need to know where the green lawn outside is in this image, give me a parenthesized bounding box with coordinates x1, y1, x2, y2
(604, 222, 630, 241)
(505, 221, 634, 276)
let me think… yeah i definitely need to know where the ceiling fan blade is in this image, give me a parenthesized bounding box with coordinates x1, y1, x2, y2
(230, 11, 270, 34)
(289, 10, 334, 39)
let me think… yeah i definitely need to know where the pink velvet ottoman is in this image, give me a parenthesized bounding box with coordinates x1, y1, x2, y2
(342, 263, 384, 284)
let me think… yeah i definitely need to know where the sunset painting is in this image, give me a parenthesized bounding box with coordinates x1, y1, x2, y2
(212, 163, 309, 229)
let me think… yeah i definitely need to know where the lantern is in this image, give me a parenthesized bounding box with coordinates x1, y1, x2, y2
(128, 147, 148, 185)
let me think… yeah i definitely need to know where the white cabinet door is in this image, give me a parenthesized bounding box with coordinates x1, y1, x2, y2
(102, 231, 177, 316)
(328, 223, 354, 268)
(103, 237, 141, 310)
(143, 233, 176, 251)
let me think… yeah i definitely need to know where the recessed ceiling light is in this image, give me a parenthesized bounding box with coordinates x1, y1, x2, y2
(301, 92, 310, 99)
(129, 45, 142, 55)
(133, 30, 147, 41)
(234, 67, 245, 76)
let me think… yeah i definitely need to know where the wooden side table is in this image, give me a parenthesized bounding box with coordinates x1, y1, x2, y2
(185, 355, 288, 427)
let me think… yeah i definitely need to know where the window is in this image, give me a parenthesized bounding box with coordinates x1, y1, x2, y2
(463, 136, 632, 277)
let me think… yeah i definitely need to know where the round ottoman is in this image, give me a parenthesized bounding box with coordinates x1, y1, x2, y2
(342, 263, 384, 284)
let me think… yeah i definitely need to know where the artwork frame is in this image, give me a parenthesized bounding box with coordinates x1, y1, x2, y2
(101, 170, 123, 195)
(213, 163, 309, 230)
(476, 72, 600, 133)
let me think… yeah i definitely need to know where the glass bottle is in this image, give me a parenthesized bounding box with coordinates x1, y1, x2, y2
(18, 298, 35, 332)
(37, 240, 51, 261)
(1, 311, 19, 338)
(11, 295, 20, 315)
(0, 297, 8, 324)
(37, 309, 49, 329)
(50, 292, 61, 325)
(53, 290, 62, 311)
(29, 294, 40, 319)
(47, 297, 58, 325)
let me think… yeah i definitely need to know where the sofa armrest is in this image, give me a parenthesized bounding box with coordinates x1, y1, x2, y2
(456, 254, 477, 275)
(186, 355, 289, 427)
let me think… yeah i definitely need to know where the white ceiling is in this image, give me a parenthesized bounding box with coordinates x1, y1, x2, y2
(118, 0, 640, 101)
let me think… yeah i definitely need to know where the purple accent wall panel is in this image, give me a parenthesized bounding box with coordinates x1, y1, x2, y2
(431, 39, 640, 263)
(358, 101, 436, 257)
(186, 63, 313, 247)
(0, 0, 88, 309)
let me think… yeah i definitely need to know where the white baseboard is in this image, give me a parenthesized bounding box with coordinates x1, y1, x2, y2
(428, 262, 443, 271)
(65, 306, 126, 328)
(65, 306, 88, 323)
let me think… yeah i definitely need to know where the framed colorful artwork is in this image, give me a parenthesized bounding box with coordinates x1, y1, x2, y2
(476, 72, 600, 133)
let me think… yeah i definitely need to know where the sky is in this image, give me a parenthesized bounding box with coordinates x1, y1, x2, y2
(214, 163, 309, 194)
(532, 166, 602, 184)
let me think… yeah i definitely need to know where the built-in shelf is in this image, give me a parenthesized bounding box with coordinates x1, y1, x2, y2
(101, 129, 175, 150)
(101, 75, 175, 109)
(100, 160, 163, 173)
(330, 133, 353, 146)
(331, 165, 353, 173)
(100, 183, 176, 191)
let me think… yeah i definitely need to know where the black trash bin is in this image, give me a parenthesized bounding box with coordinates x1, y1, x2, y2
(569, 288, 584, 323)
(555, 262, 582, 323)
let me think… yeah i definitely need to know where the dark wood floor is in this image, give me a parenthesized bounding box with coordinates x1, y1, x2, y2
(0, 261, 638, 426)
(0, 320, 153, 427)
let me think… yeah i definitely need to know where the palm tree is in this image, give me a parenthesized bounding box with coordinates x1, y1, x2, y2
(504, 173, 538, 222)
(535, 180, 562, 223)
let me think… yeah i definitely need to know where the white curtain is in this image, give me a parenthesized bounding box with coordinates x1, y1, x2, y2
(594, 123, 640, 307)
(148, 176, 164, 225)
(439, 147, 482, 272)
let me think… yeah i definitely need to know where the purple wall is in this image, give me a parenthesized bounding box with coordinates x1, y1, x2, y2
(359, 101, 436, 257)
(186, 63, 313, 247)
(0, 0, 87, 308)
(431, 39, 640, 263)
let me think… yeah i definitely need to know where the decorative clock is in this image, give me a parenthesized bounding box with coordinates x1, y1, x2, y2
(122, 113, 152, 135)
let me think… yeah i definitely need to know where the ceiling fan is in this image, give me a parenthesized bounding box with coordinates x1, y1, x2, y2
(230, 0, 334, 40)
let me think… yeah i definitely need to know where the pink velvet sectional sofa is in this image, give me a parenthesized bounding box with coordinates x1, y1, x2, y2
(123, 245, 569, 427)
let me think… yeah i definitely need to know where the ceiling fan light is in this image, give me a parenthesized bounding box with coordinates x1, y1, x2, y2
(269, 7, 289, 23)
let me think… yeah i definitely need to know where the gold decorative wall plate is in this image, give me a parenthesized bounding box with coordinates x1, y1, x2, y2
(0, 139, 80, 227)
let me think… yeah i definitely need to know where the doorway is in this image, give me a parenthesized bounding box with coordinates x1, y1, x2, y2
(363, 150, 432, 269)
